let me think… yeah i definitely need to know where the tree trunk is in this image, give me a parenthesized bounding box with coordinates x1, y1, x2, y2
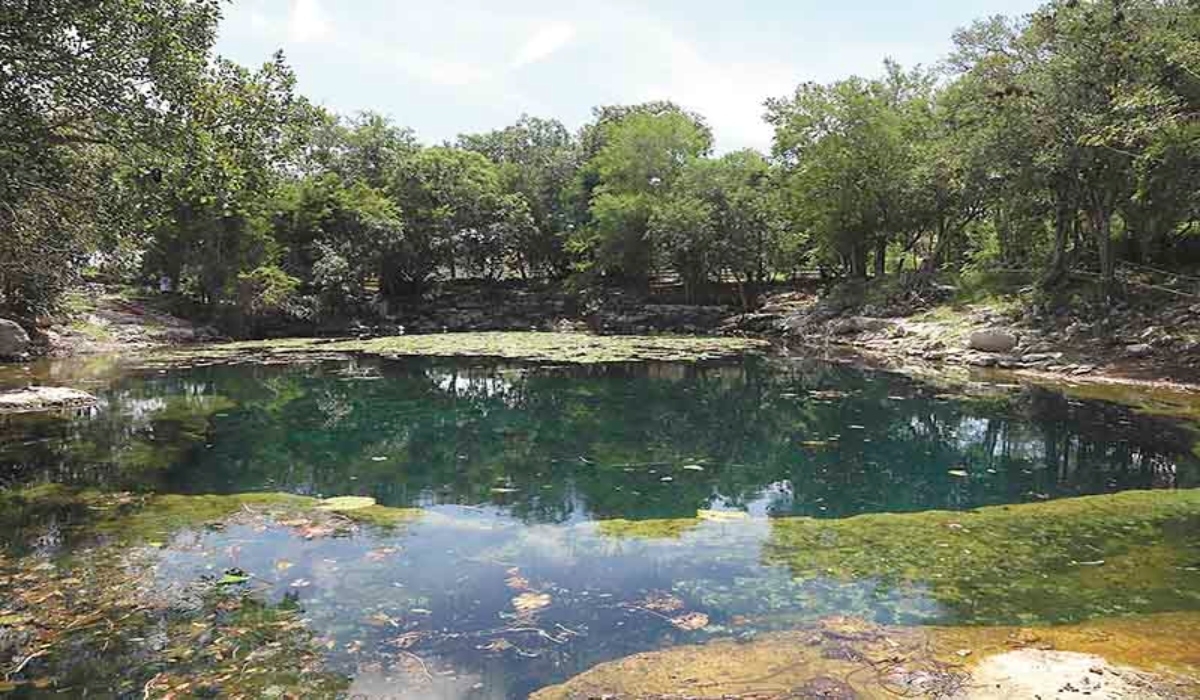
(873, 238, 887, 278)
(1043, 198, 1073, 288)
(1094, 211, 1115, 293)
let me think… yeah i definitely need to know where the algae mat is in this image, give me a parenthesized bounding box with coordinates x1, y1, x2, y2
(166, 331, 770, 364)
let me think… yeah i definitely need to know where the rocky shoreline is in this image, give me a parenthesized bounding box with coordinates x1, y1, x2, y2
(5, 280, 1200, 392)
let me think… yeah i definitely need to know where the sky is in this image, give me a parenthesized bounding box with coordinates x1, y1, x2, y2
(215, 0, 1044, 153)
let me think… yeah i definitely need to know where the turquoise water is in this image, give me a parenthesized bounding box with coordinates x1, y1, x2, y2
(1, 355, 1198, 697)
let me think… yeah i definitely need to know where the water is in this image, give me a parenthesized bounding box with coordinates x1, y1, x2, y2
(2, 354, 1199, 697)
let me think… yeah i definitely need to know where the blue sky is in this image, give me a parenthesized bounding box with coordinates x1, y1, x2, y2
(215, 0, 1043, 152)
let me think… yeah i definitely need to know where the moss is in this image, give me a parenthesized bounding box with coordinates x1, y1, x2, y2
(596, 517, 701, 539)
(169, 331, 770, 365)
(1, 486, 424, 548)
(530, 613, 1200, 700)
(763, 488, 1200, 624)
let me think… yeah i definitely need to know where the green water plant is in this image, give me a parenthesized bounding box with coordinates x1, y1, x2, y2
(165, 331, 771, 365)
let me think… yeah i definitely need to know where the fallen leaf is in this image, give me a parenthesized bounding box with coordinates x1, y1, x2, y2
(512, 592, 552, 613)
(670, 612, 709, 630)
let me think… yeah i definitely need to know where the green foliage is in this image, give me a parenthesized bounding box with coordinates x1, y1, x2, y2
(3, 0, 1197, 327)
(0, 0, 222, 316)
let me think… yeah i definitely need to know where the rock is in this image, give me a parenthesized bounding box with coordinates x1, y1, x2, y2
(967, 329, 1018, 353)
(1124, 343, 1153, 358)
(0, 318, 31, 359)
(830, 316, 891, 336)
(966, 354, 999, 367)
(1020, 352, 1062, 363)
(0, 386, 97, 413)
(955, 649, 1177, 699)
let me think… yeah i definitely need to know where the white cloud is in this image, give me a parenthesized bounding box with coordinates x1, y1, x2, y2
(646, 33, 794, 152)
(510, 21, 577, 69)
(287, 0, 332, 44)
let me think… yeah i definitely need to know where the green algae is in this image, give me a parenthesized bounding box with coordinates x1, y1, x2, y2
(0, 486, 424, 551)
(596, 517, 701, 539)
(166, 331, 770, 365)
(763, 488, 1200, 624)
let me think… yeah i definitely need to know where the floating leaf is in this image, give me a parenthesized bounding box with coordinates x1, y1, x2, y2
(316, 496, 376, 511)
(512, 592, 552, 613)
(217, 570, 250, 586)
(640, 591, 685, 613)
(669, 612, 709, 630)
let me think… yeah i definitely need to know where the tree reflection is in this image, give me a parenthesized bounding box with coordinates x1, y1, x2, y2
(2, 356, 1196, 522)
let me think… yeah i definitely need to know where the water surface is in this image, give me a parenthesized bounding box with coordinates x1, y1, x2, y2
(2, 355, 1198, 697)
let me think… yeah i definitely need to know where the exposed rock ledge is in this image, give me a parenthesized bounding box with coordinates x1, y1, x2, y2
(0, 386, 98, 413)
(532, 615, 1200, 699)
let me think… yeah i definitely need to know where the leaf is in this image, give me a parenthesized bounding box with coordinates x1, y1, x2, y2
(669, 612, 709, 630)
(512, 592, 552, 613)
(948, 469, 969, 477)
(315, 496, 376, 511)
(217, 571, 251, 586)
(0, 613, 30, 626)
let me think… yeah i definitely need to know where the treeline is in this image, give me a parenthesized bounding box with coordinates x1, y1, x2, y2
(2, 0, 1198, 331)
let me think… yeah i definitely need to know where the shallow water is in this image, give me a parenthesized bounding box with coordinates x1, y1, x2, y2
(2, 354, 1199, 697)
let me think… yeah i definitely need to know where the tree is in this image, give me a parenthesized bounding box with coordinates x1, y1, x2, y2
(575, 109, 712, 288)
(649, 151, 785, 306)
(141, 53, 318, 306)
(0, 0, 222, 316)
(383, 146, 525, 295)
(767, 67, 920, 278)
(273, 174, 403, 317)
(458, 116, 578, 277)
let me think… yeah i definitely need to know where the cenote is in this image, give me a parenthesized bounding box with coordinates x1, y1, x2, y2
(2, 347, 1200, 698)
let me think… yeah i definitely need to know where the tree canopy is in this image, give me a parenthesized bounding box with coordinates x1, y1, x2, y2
(1, 0, 1197, 329)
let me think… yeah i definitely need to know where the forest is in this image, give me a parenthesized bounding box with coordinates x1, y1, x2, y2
(2, 0, 1198, 335)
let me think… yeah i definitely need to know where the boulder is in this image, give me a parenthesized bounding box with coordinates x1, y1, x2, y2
(1124, 343, 1153, 358)
(967, 329, 1018, 353)
(0, 318, 30, 359)
(0, 386, 97, 413)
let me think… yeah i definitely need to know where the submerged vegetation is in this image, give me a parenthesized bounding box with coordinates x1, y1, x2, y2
(181, 331, 771, 364)
(1, 484, 1198, 696)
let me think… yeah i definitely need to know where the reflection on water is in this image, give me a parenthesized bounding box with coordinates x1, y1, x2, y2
(2, 356, 1197, 519)
(1, 355, 1199, 697)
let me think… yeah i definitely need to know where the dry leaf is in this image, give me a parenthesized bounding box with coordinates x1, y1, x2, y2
(512, 592, 551, 613)
(669, 612, 709, 631)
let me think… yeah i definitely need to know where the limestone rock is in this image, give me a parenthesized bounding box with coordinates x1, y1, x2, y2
(967, 329, 1018, 353)
(0, 318, 31, 359)
(0, 386, 97, 413)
